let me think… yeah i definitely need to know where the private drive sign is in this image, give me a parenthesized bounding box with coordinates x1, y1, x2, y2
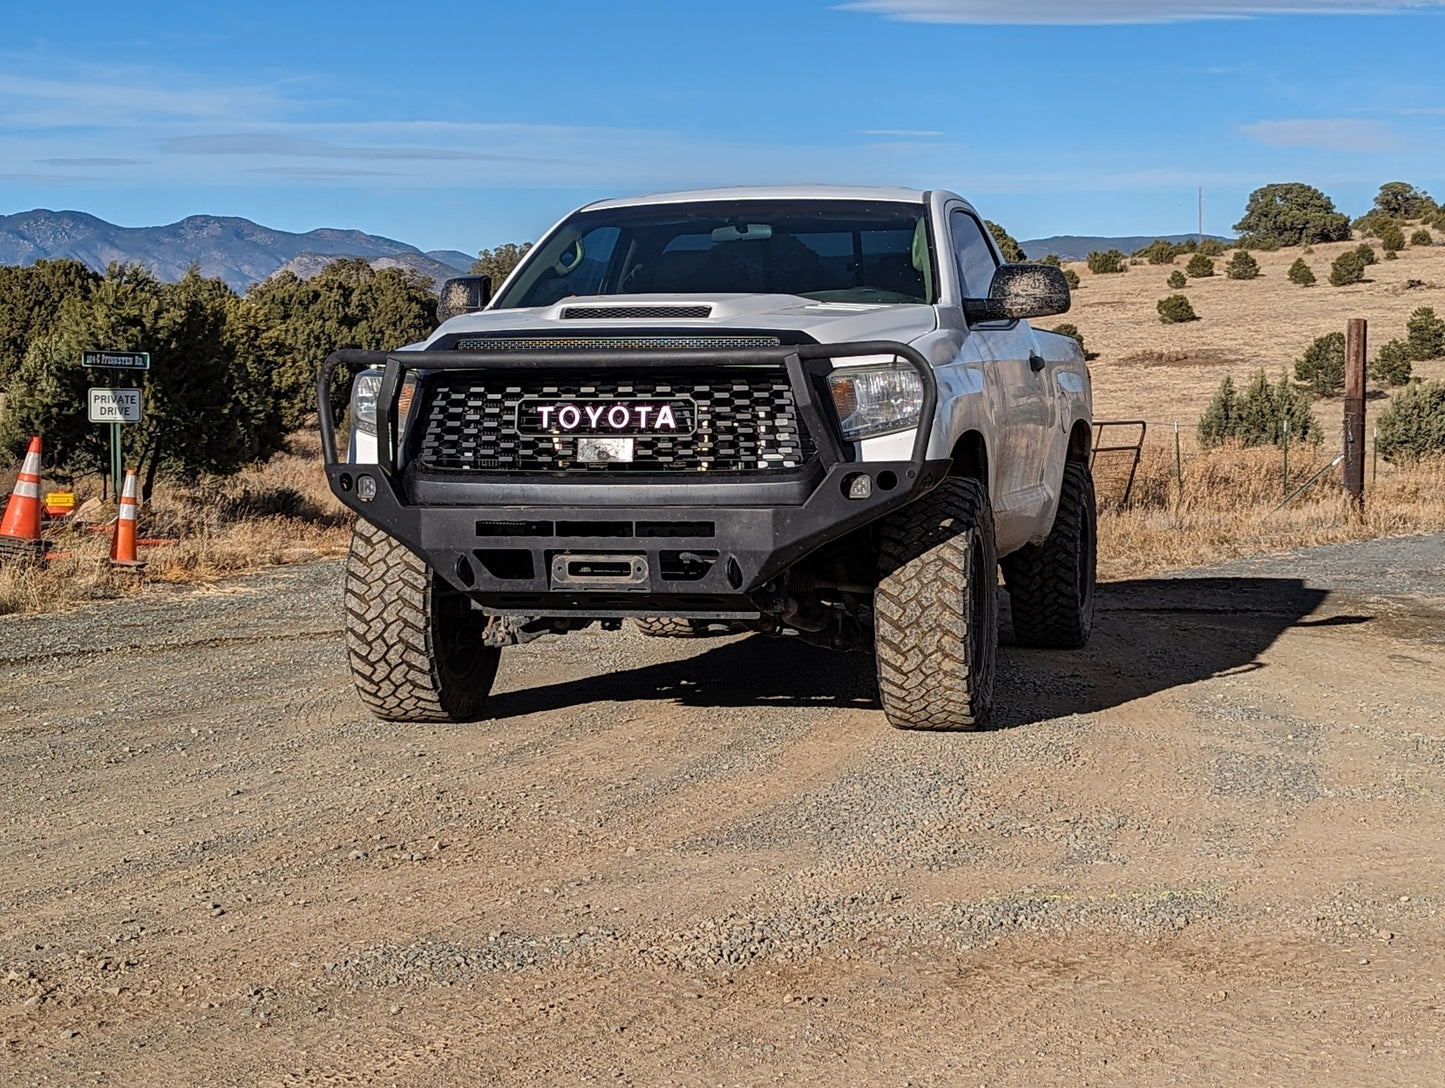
(88, 388, 143, 423)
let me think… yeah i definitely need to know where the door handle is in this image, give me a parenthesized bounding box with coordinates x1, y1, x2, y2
(1029, 352, 1046, 373)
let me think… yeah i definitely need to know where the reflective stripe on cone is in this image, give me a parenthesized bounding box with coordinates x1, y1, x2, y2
(0, 436, 45, 547)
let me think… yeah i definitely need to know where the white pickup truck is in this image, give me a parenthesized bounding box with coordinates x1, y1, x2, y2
(320, 185, 1094, 731)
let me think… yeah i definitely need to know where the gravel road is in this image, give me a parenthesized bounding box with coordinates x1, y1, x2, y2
(2, 534, 1443, 1086)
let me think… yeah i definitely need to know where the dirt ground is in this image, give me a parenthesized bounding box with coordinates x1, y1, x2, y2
(2, 532, 1443, 1087)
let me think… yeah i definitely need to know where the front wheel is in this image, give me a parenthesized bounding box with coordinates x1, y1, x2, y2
(1001, 460, 1097, 650)
(344, 522, 501, 722)
(874, 477, 998, 731)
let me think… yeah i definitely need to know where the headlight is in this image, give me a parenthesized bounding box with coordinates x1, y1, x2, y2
(827, 363, 924, 441)
(350, 371, 383, 435)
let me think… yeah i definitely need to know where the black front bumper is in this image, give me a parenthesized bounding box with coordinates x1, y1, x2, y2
(319, 341, 946, 618)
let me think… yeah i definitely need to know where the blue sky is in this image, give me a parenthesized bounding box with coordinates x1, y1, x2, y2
(2, 0, 1443, 256)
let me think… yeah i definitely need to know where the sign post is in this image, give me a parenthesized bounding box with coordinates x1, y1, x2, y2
(83, 352, 148, 501)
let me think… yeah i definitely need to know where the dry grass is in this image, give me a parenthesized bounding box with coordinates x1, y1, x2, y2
(0, 431, 352, 616)
(1096, 441, 1445, 579)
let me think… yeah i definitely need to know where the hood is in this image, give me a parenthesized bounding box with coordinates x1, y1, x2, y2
(423, 293, 938, 348)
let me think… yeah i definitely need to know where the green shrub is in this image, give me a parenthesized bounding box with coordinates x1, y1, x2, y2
(1377, 381, 1445, 463)
(1137, 239, 1180, 264)
(1410, 229, 1434, 247)
(1198, 239, 1227, 257)
(1287, 257, 1316, 286)
(1050, 323, 1085, 353)
(1352, 210, 1398, 239)
(1040, 254, 1062, 267)
(1157, 294, 1198, 323)
(1329, 249, 1367, 287)
(1379, 223, 1406, 254)
(1167, 269, 1187, 289)
(1369, 339, 1413, 387)
(1407, 306, 1445, 360)
(1294, 331, 1346, 396)
(1356, 243, 1377, 265)
(1225, 250, 1260, 280)
(1185, 253, 1215, 278)
(1086, 249, 1128, 274)
(1198, 371, 1319, 448)
(1063, 268, 1080, 289)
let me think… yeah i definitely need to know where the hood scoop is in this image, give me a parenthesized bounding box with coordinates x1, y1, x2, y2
(560, 304, 712, 320)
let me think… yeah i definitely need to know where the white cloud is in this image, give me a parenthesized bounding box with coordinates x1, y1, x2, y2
(1241, 118, 1407, 151)
(842, 0, 1445, 23)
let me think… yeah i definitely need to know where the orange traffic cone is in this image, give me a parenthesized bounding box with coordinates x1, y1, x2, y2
(0, 436, 45, 563)
(110, 469, 144, 569)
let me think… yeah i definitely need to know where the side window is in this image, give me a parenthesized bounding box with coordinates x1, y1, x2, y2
(949, 210, 998, 299)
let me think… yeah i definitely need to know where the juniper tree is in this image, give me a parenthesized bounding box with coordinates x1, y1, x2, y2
(1287, 258, 1316, 286)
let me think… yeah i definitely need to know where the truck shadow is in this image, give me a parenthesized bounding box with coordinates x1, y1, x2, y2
(482, 576, 1347, 729)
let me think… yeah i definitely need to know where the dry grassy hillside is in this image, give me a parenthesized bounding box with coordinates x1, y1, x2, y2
(1063, 237, 1445, 436)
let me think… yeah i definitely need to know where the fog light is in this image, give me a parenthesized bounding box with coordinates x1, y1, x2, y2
(357, 474, 377, 501)
(846, 473, 872, 500)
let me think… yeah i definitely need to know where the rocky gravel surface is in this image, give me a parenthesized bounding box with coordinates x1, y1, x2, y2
(2, 534, 1444, 1086)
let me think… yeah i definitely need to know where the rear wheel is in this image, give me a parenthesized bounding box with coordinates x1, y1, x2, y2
(874, 477, 998, 731)
(344, 521, 501, 722)
(1001, 460, 1096, 649)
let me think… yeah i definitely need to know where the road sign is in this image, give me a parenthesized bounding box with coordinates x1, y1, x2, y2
(82, 350, 150, 371)
(88, 387, 143, 423)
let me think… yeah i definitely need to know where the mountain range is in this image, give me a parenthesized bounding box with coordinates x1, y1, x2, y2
(1020, 233, 1229, 261)
(0, 209, 475, 293)
(0, 208, 1229, 291)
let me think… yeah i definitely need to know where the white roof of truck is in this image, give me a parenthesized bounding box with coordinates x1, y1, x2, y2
(581, 185, 931, 210)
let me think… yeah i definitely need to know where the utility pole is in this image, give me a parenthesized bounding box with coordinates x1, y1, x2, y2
(1198, 187, 1203, 246)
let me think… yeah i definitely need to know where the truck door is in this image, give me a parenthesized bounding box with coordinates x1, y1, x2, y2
(949, 208, 1056, 526)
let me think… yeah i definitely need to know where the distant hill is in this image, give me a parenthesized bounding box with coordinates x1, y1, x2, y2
(0, 209, 476, 292)
(1021, 234, 1231, 262)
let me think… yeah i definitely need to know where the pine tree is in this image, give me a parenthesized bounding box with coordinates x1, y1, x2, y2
(1287, 258, 1316, 286)
(1198, 376, 1237, 447)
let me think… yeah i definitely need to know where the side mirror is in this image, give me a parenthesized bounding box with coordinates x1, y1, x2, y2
(963, 264, 1071, 324)
(437, 275, 492, 323)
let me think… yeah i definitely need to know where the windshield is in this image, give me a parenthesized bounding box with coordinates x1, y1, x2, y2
(493, 199, 936, 308)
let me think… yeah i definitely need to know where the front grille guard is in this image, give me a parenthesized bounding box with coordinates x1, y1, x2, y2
(317, 341, 938, 484)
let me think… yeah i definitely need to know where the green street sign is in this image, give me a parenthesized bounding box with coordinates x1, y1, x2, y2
(82, 350, 151, 371)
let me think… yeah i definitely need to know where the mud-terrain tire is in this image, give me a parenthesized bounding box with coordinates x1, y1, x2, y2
(874, 477, 998, 731)
(634, 617, 708, 638)
(344, 521, 501, 722)
(634, 617, 744, 638)
(1001, 460, 1096, 650)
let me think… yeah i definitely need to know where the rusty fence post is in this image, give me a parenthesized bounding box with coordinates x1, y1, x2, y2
(1344, 318, 1366, 509)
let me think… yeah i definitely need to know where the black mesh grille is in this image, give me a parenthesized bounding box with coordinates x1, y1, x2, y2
(560, 304, 712, 320)
(414, 368, 814, 474)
